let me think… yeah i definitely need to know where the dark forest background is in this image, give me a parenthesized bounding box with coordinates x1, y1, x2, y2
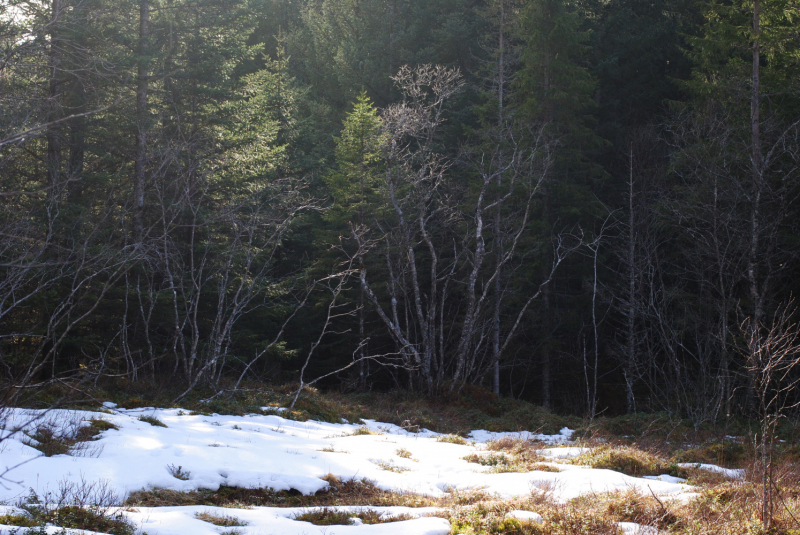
(1, 0, 799, 422)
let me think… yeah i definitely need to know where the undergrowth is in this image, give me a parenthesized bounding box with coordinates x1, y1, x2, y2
(571, 445, 688, 478)
(138, 414, 167, 427)
(195, 511, 247, 526)
(22, 417, 117, 457)
(462, 437, 557, 473)
(126, 474, 449, 509)
(18, 498, 134, 535)
(293, 507, 415, 525)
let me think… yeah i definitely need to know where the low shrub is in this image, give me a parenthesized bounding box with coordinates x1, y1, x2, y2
(22, 417, 114, 457)
(167, 464, 190, 480)
(46, 505, 135, 535)
(0, 513, 38, 527)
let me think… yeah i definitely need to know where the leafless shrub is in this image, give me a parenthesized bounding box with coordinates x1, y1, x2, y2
(740, 301, 800, 528)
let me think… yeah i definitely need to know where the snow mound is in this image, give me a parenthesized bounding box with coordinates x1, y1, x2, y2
(0, 406, 700, 534)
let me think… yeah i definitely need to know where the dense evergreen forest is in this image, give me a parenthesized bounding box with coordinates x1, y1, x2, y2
(1, 0, 799, 421)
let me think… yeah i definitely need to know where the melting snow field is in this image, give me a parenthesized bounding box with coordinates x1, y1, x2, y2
(0, 406, 711, 534)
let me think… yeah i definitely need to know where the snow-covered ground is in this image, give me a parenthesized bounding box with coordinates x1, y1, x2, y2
(0, 406, 730, 534)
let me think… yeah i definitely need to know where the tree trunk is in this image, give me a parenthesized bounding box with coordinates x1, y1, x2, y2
(542, 283, 551, 409)
(746, 0, 762, 417)
(133, 0, 149, 245)
(492, 0, 506, 396)
(625, 145, 637, 414)
(46, 0, 63, 197)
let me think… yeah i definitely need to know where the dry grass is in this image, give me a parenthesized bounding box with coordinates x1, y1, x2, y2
(671, 440, 747, 467)
(462, 436, 554, 473)
(349, 425, 379, 436)
(450, 442, 799, 534)
(568, 461, 800, 535)
(437, 434, 469, 445)
(448, 475, 800, 535)
(126, 474, 445, 509)
(194, 511, 247, 526)
(166, 464, 190, 481)
(463, 452, 561, 473)
(138, 415, 167, 427)
(292, 507, 415, 525)
(126, 451, 800, 535)
(447, 496, 620, 535)
(372, 459, 412, 473)
(571, 445, 687, 478)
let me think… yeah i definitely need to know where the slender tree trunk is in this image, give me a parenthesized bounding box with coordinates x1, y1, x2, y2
(67, 15, 86, 193)
(541, 283, 551, 409)
(492, 0, 506, 396)
(46, 0, 63, 197)
(591, 235, 600, 418)
(747, 0, 762, 416)
(358, 145, 367, 388)
(133, 0, 150, 245)
(540, 21, 553, 410)
(625, 145, 637, 414)
(68, 83, 85, 185)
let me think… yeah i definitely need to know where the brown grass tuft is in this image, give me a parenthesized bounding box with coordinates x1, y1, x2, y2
(194, 511, 247, 526)
(292, 507, 415, 525)
(571, 445, 686, 478)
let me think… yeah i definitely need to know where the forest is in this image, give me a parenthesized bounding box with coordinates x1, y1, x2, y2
(1, 0, 800, 424)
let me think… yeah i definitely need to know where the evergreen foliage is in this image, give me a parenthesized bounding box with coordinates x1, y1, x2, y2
(1, 0, 799, 420)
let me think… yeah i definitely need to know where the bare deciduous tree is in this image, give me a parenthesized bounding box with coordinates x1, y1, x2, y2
(740, 303, 800, 529)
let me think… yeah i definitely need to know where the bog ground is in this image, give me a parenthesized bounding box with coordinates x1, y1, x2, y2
(0, 405, 754, 534)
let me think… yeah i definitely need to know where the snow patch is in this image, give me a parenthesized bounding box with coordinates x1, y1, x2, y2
(505, 510, 543, 523)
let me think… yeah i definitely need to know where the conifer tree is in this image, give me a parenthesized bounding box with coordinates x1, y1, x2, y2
(323, 92, 387, 387)
(515, 0, 601, 407)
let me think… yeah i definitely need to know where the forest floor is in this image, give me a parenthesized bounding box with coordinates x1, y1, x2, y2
(1, 385, 799, 534)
